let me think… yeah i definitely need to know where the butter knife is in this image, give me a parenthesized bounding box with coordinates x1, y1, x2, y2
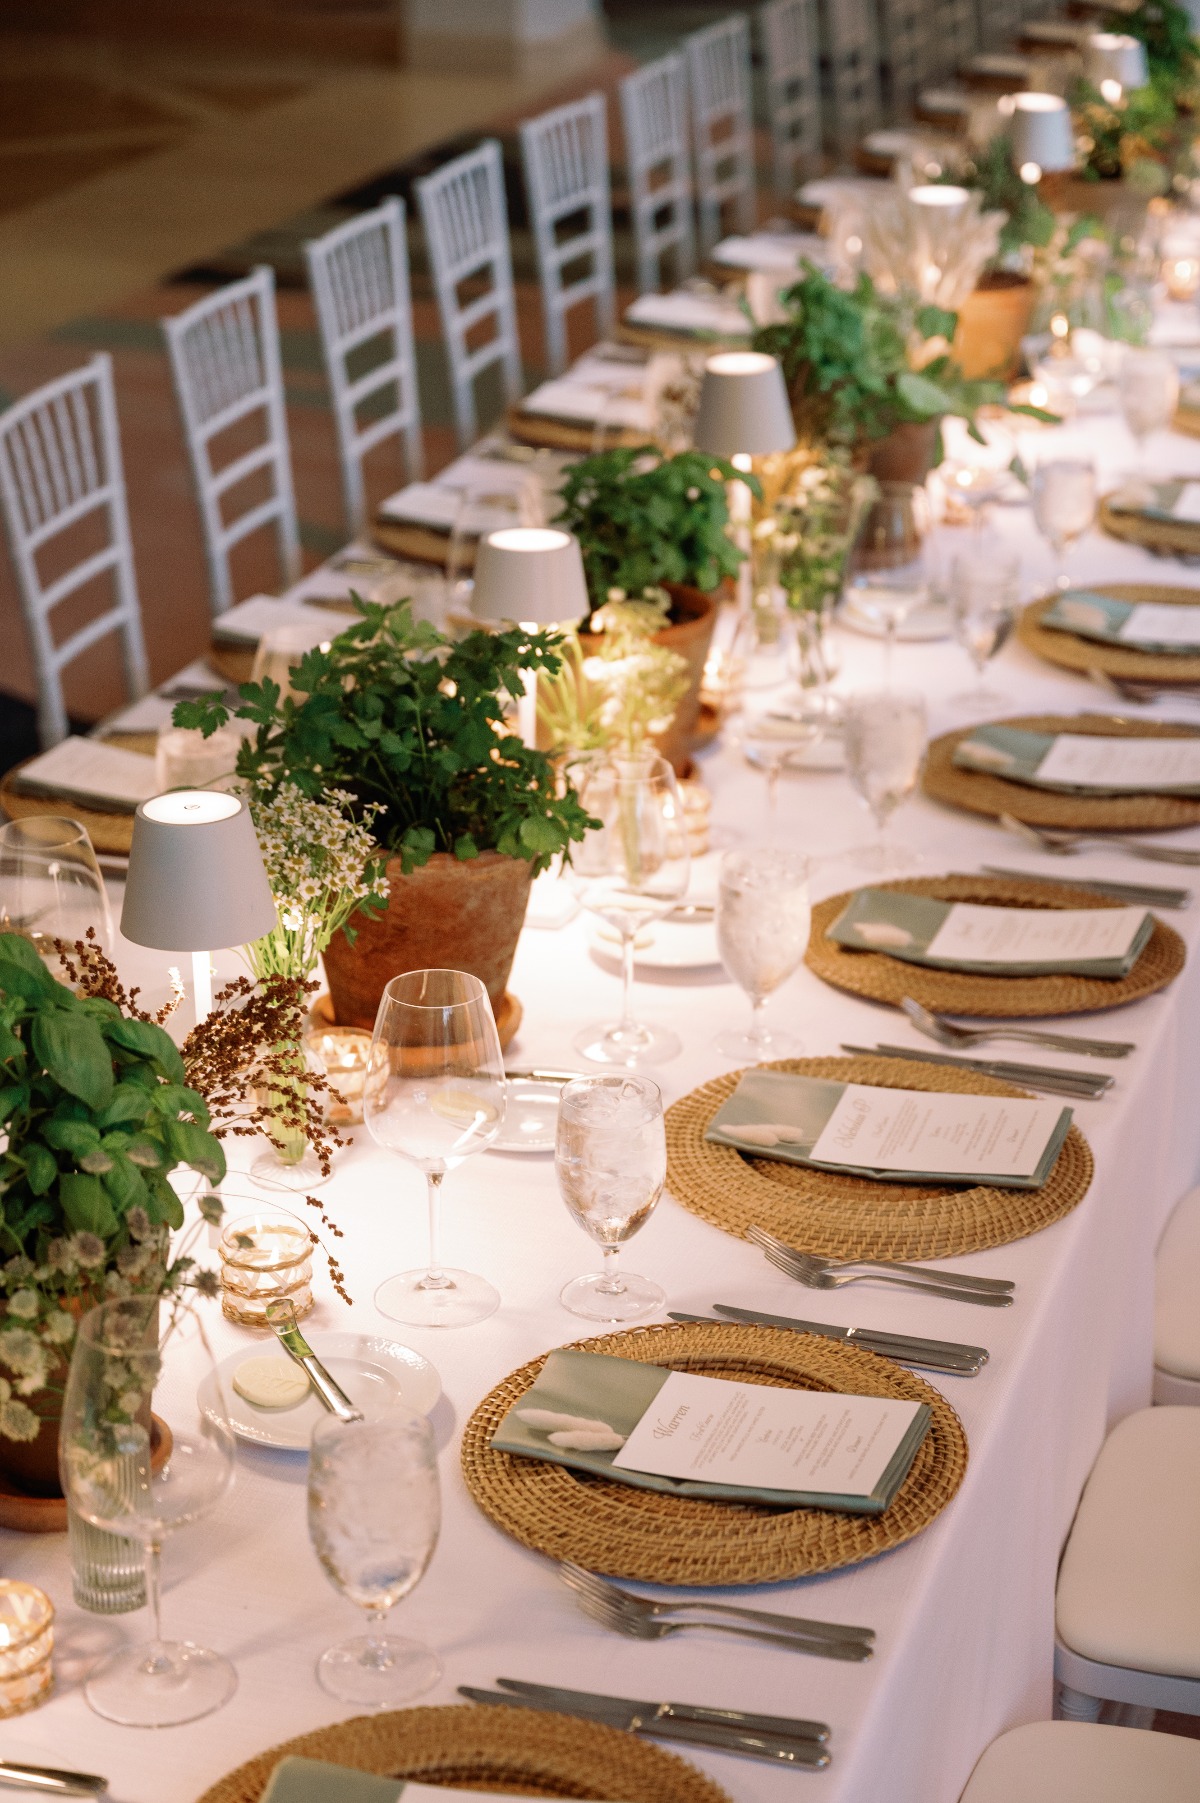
(0, 1764, 107, 1796)
(493, 1677, 829, 1744)
(459, 1687, 829, 1767)
(841, 1042, 1111, 1098)
(264, 1298, 362, 1423)
(668, 1308, 987, 1374)
(979, 866, 1190, 909)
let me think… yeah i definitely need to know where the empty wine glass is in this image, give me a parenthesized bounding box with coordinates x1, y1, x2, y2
(1030, 460, 1097, 592)
(566, 751, 690, 1067)
(555, 1073, 667, 1321)
(445, 476, 542, 614)
(845, 482, 933, 684)
(308, 1410, 441, 1706)
(731, 704, 824, 822)
(59, 1298, 237, 1727)
(363, 968, 506, 1328)
(250, 620, 334, 701)
(1117, 347, 1179, 476)
(949, 549, 1021, 710)
(843, 690, 927, 872)
(0, 816, 112, 977)
(715, 847, 811, 1063)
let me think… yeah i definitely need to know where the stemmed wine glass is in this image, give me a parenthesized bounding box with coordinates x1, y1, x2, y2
(1030, 460, 1097, 592)
(730, 705, 823, 823)
(364, 968, 506, 1328)
(0, 816, 112, 977)
(715, 847, 811, 1062)
(308, 1410, 441, 1705)
(1117, 348, 1180, 478)
(949, 549, 1021, 710)
(59, 1298, 237, 1727)
(555, 1073, 667, 1321)
(566, 751, 690, 1067)
(446, 475, 542, 615)
(845, 482, 933, 684)
(843, 690, 927, 873)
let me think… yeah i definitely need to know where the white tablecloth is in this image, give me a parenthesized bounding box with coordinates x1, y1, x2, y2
(6, 405, 1200, 1803)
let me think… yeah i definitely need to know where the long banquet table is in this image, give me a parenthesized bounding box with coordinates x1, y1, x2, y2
(5, 403, 1200, 1803)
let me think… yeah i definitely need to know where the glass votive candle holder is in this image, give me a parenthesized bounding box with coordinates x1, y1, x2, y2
(305, 1027, 383, 1127)
(219, 1207, 315, 1327)
(0, 1582, 54, 1717)
(155, 723, 241, 791)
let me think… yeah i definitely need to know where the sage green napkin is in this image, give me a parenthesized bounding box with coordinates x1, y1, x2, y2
(261, 1761, 405, 1803)
(491, 1347, 930, 1514)
(826, 884, 1153, 976)
(1041, 588, 1200, 655)
(705, 1067, 1072, 1189)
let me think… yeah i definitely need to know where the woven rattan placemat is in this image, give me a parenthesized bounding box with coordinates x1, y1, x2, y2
(461, 1320, 967, 1585)
(1098, 491, 1200, 559)
(807, 873, 1184, 1017)
(923, 712, 1200, 832)
(504, 405, 643, 454)
(1016, 583, 1200, 682)
(664, 1054, 1093, 1260)
(194, 1703, 732, 1803)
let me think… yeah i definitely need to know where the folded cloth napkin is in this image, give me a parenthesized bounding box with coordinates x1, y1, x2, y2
(1106, 479, 1200, 524)
(261, 1761, 542, 1803)
(711, 231, 830, 272)
(8, 736, 159, 814)
(623, 288, 750, 339)
(515, 377, 654, 432)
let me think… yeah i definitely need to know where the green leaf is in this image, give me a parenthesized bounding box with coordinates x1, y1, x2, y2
(23, 1145, 57, 1196)
(44, 1119, 101, 1157)
(518, 814, 565, 855)
(123, 1135, 164, 1169)
(96, 1083, 156, 1129)
(162, 1119, 226, 1183)
(31, 1011, 113, 1111)
(104, 1018, 185, 1082)
(0, 933, 50, 977)
(100, 1155, 147, 1213)
(894, 370, 955, 419)
(79, 1147, 115, 1174)
(59, 1172, 118, 1237)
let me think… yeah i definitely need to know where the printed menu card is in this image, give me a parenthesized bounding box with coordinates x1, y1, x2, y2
(705, 1068, 1072, 1189)
(491, 1347, 930, 1513)
(10, 735, 160, 813)
(828, 886, 1152, 977)
(953, 721, 1200, 797)
(1042, 589, 1200, 654)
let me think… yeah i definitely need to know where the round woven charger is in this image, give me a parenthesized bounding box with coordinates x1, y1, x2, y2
(664, 1054, 1093, 1261)
(461, 1320, 967, 1586)
(1098, 489, 1200, 560)
(807, 872, 1184, 1018)
(0, 729, 158, 856)
(194, 1703, 732, 1803)
(923, 711, 1200, 832)
(504, 405, 644, 455)
(1016, 583, 1200, 682)
(1174, 402, 1200, 440)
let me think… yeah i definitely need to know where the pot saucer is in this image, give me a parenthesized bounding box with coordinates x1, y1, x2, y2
(0, 1415, 173, 1534)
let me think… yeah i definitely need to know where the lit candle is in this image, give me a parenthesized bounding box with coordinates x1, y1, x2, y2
(304, 1027, 382, 1126)
(219, 1209, 315, 1327)
(0, 1582, 54, 1718)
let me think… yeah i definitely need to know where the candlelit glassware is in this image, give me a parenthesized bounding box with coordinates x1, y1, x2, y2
(556, 1074, 667, 1321)
(59, 1298, 237, 1726)
(565, 751, 690, 1068)
(363, 969, 506, 1328)
(155, 723, 240, 792)
(1030, 459, 1097, 591)
(305, 1025, 385, 1126)
(949, 548, 1022, 709)
(308, 1409, 441, 1706)
(715, 848, 812, 1062)
(0, 1582, 54, 1717)
(219, 1204, 315, 1327)
(0, 816, 112, 977)
(843, 690, 927, 872)
(1117, 348, 1180, 477)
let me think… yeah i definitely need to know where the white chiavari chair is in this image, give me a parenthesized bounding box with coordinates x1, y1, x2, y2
(304, 197, 423, 538)
(760, 0, 822, 200)
(824, 0, 884, 162)
(0, 354, 148, 749)
(415, 139, 523, 450)
(685, 14, 757, 256)
(877, 0, 934, 121)
(958, 1721, 1200, 1802)
(519, 93, 616, 378)
(161, 266, 300, 618)
(618, 52, 697, 295)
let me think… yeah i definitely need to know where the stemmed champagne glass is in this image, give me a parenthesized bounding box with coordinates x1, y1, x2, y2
(1117, 348, 1180, 478)
(715, 848, 811, 1062)
(1030, 460, 1097, 592)
(364, 968, 506, 1327)
(308, 1410, 441, 1705)
(949, 549, 1021, 710)
(555, 1074, 667, 1321)
(0, 816, 112, 977)
(59, 1298, 237, 1727)
(566, 751, 690, 1067)
(843, 690, 927, 872)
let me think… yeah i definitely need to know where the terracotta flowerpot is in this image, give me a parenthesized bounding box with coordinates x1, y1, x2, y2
(323, 849, 535, 1031)
(954, 274, 1037, 381)
(861, 420, 941, 486)
(577, 584, 720, 775)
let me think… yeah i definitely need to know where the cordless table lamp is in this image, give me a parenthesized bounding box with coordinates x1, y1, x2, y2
(121, 790, 277, 1025)
(692, 350, 796, 613)
(1009, 92, 1076, 186)
(1084, 32, 1149, 104)
(471, 526, 589, 747)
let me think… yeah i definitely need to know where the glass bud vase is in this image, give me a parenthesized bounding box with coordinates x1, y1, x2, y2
(68, 1503, 146, 1615)
(251, 1036, 329, 1192)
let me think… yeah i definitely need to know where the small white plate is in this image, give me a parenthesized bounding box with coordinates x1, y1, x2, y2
(589, 917, 721, 970)
(201, 1332, 441, 1451)
(838, 593, 953, 642)
(491, 1075, 564, 1153)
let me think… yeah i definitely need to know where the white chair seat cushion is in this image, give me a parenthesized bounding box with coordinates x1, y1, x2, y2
(1155, 1184, 1200, 1380)
(1056, 1408, 1200, 1677)
(960, 1720, 1200, 1802)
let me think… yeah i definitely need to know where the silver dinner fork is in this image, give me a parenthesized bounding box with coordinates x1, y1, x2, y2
(558, 1563, 874, 1653)
(748, 1228, 1015, 1307)
(999, 811, 1200, 868)
(563, 1572, 872, 1659)
(901, 996, 1136, 1059)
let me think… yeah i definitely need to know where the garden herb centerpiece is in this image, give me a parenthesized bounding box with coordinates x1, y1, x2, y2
(175, 598, 593, 1030)
(536, 591, 690, 758)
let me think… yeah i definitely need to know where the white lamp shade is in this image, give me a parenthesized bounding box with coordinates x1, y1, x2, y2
(693, 351, 796, 458)
(1084, 32, 1149, 92)
(1009, 92, 1076, 174)
(471, 527, 589, 626)
(121, 790, 277, 952)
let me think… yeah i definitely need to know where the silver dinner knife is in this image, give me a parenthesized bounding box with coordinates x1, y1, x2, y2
(978, 865, 1191, 909)
(668, 1308, 987, 1374)
(492, 1677, 830, 1744)
(840, 1042, 1111, 1099)
(264, 1297, 363, 1423)
(0, 1764, 107, 1796)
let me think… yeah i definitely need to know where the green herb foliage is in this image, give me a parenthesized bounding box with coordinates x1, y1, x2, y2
(553, 446, 758, 611)
(174, 599, 594, 876)
(1111, 0, 1198, 81)
(939, 137, 1057, 261)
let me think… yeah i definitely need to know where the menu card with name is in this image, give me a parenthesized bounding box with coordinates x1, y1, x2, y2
(1037, 732, 1200, 791)
(1110, 478, 1200, 525)
(827, 885, 1153, 977)
(490, 1347, 930, 1513)
(10, 736, 160, 813)
(1043, 588, 1200, 655)
(706, 1067, 1072, 1189)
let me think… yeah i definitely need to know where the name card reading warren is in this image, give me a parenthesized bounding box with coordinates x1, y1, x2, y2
(809, 1084, 1065, 1180)
(1036, 732, 1200, 792)
(611, 1368, 925, 1501)
(1117, 602, 1200, 647)
(924, 900, 1148, 967)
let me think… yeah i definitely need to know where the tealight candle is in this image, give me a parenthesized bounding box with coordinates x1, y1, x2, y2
(219, 1208, 315, 1327)
(0, 1582, 54, 1717)
(304, 1027, 383, 1126)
